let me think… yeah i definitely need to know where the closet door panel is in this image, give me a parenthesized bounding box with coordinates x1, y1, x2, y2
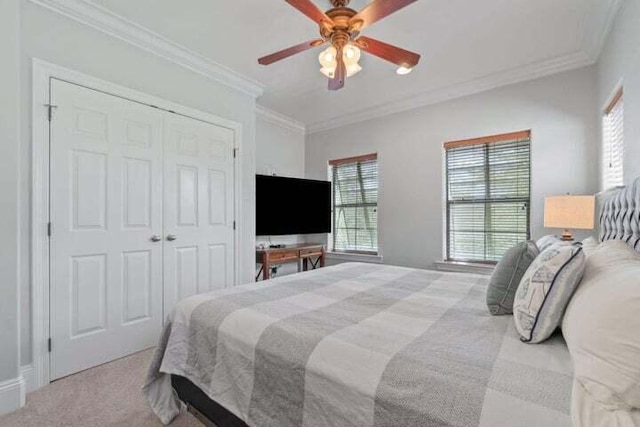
(50, 79, 164, 379)
(163, 113, 235, 314)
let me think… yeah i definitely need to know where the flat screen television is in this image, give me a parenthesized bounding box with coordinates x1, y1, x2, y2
(256, 175, 331, 236)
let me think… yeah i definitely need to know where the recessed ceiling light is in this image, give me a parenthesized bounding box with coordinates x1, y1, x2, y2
(396, 66, 413, 75)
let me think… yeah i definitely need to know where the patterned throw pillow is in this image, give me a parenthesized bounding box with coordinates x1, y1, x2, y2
(486, 241, 539, 315)
(514, 243, 586, 343)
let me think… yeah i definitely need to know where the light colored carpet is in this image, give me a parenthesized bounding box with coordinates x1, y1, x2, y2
(0, 349, 202, 427)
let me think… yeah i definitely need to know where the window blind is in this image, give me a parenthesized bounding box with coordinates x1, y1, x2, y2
(330, 154, 378, 254)
(445, 132, 531, 263)
(603, 89, 624, 190)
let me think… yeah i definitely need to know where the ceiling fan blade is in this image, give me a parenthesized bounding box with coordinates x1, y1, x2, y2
(258, 39, 326, 65)
(351, 0, 419, 31)
(355, 36, 420, 68)
(286, 0, 333, 24)
(328, 49, 346, 91)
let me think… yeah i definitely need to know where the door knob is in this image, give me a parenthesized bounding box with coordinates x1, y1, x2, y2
(166, 234, 178, 241)
(150, 235, 162, 242)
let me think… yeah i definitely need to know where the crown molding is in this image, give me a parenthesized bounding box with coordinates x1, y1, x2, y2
(307, 51, 594, 134)
(305, 0, 623, 134)
(582, 0, 624, 62)
(28, 0, 265, 98)
(256, 105, 306, 134)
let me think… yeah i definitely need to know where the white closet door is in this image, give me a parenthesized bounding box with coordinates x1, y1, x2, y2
(50, 79, 164, 379)
(163, 112, 235, 315)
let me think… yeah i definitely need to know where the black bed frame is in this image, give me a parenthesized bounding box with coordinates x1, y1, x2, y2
(171, 375, 248, 427)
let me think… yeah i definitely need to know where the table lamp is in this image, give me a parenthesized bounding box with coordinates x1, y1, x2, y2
(544, 195, 595, 241)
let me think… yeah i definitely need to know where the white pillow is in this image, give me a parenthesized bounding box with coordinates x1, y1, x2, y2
(580, 236, 599, 257)
(562, 240, 640, 410)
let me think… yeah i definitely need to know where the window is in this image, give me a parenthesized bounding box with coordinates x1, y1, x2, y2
(329, 154, 378, 254)
(445, 131, 531, 263)
(602, 88, 624, 189)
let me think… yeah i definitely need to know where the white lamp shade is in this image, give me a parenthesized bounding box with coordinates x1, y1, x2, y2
(544, 195, 595, 230)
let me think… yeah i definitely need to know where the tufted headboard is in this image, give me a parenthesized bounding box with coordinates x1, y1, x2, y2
(598, 177, 640, 251)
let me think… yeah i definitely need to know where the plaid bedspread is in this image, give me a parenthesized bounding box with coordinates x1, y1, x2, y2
(144, 263, 573, 426)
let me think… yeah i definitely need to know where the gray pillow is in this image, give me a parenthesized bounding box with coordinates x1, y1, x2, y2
(486, 241, 539, 315)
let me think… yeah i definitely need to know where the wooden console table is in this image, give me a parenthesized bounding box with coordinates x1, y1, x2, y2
(256, 243, 325, 281)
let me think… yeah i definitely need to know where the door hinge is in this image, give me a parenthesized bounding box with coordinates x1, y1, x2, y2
(48, 338, 52, 353)
(47, 222, 52, 237)
(45, 104, 58, 121)
(233, 148, 239, 159)
(233, 221, 236, 230)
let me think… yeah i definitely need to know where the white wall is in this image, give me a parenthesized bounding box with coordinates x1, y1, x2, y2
(0, 0, 22, 403)
(18, 2, 258, 367)
(256, 118, 305, 178)
(306, 67, 599, 270)
(597, 0, 640, 185)
(255, 116, 307, 276)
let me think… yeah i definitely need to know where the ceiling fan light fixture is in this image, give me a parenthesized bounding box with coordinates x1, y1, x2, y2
(396, 65, 413, 75)
(320, 66, 336, 79)
(343, 44, 361, 64)
(346, 63, 362, 78)
(319, 46, 338, 68)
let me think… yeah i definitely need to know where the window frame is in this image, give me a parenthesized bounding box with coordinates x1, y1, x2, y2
(444, 131, 532, 264)
(602, 86, 624, 190)
(329, 153, 379, 255)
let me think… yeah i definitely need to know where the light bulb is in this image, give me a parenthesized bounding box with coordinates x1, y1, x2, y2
(343, 45, 361, 66)
(396, 66, 413, 75)
(345, 45, 356, 58)
(318, 47, 337, 68)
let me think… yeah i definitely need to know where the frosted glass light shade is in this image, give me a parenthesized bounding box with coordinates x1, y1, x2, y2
(318, 45, 362, 79)
(318, 47, 337, 68)
(346, 64, 362, 77)
(343, 45, 361, 65)
(320, 67, 335, 78)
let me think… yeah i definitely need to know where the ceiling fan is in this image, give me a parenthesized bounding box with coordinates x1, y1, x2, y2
(258, 0, 421, 91)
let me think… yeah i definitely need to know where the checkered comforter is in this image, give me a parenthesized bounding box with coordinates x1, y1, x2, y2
(144, 263, 573, 426)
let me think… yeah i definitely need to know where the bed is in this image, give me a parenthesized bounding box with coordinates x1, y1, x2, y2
(145, 178, 640, 427)
(144, 264, 573, 426)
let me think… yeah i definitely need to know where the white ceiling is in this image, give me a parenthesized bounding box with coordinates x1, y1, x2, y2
(89, 0, 617, 131)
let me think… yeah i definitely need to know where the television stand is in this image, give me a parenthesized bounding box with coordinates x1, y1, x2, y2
(255, 243, 325, 281)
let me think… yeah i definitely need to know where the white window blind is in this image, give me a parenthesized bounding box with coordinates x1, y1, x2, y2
(330, 154, 378, 254)
(603, 88, 624, 190)
(445, 131, 531, 263)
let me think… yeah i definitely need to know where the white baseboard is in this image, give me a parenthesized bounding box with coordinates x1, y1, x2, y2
(20, 365, 37, 394)
(0, 376, 25, 416)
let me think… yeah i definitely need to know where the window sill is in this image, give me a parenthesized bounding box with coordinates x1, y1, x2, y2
(325, 252, 383, 264)
(434, 261, 495, 275)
